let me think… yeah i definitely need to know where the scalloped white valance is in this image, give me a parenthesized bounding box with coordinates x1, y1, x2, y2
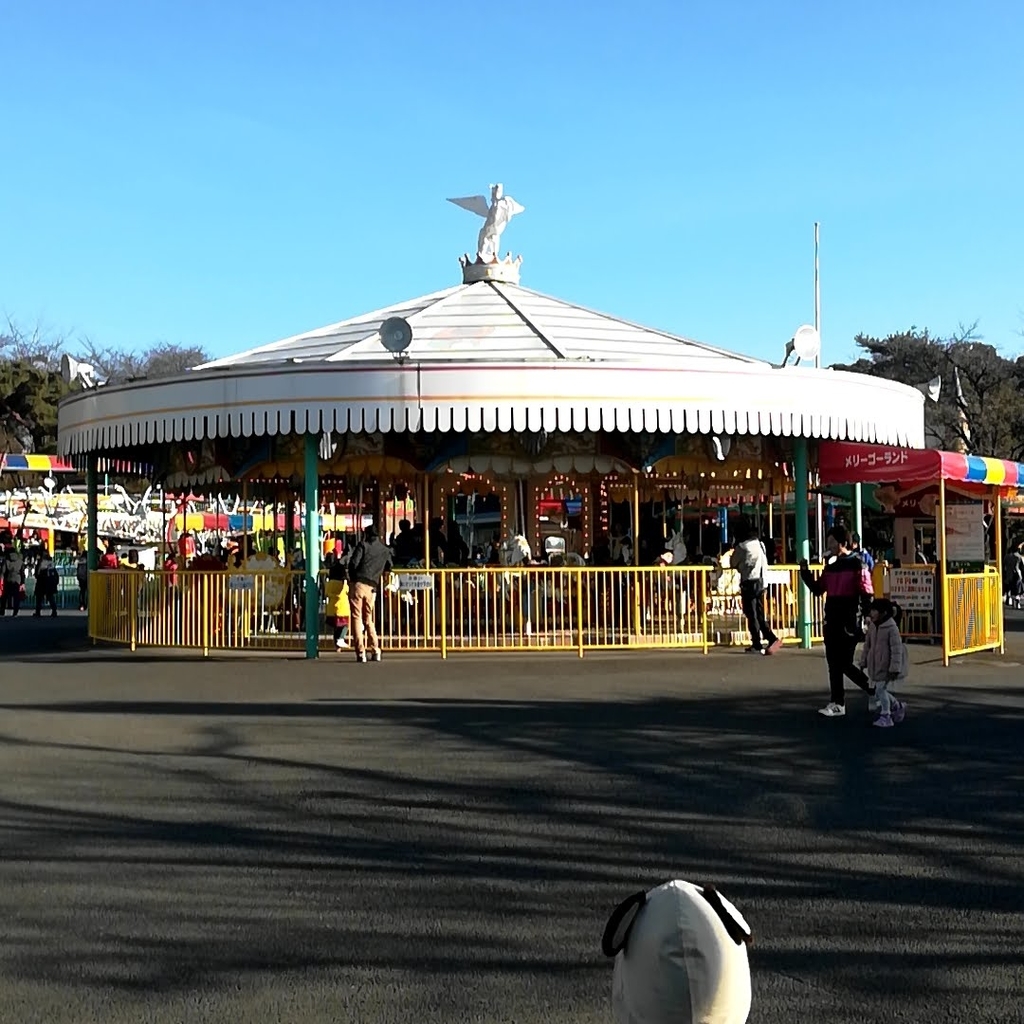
(58, 361, 925, 456)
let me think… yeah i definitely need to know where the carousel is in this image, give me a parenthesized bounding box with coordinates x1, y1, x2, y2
(57, 184, 926, 657)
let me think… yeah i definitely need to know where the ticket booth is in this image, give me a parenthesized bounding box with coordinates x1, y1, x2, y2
(818, 442, 1023, 666)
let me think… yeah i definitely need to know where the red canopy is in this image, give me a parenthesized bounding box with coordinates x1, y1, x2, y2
(817, 442, 1023, 490)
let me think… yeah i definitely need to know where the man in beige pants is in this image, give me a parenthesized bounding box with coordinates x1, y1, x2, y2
(346, 525, 393, 663)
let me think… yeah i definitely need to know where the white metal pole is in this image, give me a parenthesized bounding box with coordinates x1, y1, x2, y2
(816, 492, 825, 561)
(813, 221, 821, 369)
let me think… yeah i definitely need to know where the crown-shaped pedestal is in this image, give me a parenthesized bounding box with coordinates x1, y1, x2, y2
(459, 252, 523, 285)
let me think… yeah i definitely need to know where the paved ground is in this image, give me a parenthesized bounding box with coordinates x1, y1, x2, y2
(0, 612, 1022, 1024)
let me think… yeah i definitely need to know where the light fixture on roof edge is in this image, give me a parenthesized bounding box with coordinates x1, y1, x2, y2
(379, 317, 413, 363)
(778, 325, 821, 368)
(60, 353, 105, 389)
(915, 376, 942, 402)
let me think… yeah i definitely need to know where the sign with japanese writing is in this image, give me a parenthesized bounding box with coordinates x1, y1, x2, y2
(398, 573, 433, 591)
(228, 574, 255, 592)
(841, 447, 910, 471)
(889, 568, 934, 611)
(818, 442, 937, 486)
(945, 500, 985, 567)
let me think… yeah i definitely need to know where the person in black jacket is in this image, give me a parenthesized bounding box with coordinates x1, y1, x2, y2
(76, 550, 89, 610)
(347, 525, 393, 663)
(33, 550, 60, 617)
(799, 525, 873, 718)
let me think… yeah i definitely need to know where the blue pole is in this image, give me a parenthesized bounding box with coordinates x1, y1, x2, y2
(794, 438, 812, 648)
(303, 433, 320, 659)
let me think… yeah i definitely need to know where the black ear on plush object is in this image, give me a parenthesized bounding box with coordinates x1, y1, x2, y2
(602, 880, 753, 1024)
(699, 883, 754, 947)
(601, 890, 647, 957)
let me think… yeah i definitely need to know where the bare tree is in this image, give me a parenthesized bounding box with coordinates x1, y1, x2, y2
(2, 313, 211, 452)
(0, 315, 68, 371)
(140, 340, 208, 378)
(72, 337, 208, 383)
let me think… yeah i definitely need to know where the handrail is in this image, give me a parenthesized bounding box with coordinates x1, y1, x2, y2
(86, 564, 827, 656)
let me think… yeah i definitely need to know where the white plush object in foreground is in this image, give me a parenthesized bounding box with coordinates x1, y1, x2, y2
(603, 879, 752, 1024)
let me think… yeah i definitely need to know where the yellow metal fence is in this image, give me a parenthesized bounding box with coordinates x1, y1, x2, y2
(944, 568, 1003, 658)
(89, 565, 826, 656)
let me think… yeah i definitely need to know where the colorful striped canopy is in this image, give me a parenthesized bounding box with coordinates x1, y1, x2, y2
(0, 453, 77, 474)
(818, 442, 1023, 489)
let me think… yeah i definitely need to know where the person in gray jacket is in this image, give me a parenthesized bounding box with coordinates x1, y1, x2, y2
(730, 519, 781, 655)
(1, 545, 25, 616)
(347, 525, 393, 663)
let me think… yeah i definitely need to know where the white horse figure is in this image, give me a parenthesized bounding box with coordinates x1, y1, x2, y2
(498, 533, 534, 635)
(658, 528, 688, 566)
(655, 528, 691, 629)
(499, 534, 532, 567)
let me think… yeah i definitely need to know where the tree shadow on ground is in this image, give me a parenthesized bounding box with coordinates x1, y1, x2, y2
(0, 685, 1021, 1022)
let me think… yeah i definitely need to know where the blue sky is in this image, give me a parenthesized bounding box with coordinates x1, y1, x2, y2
(3, 0, 1022, 365)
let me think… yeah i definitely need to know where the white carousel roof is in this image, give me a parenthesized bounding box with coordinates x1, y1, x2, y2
(195, 280, 762, 370)
(57, 272, 926, 455)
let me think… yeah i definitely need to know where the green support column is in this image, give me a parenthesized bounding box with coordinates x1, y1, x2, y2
(303, 434, 321, 659)
(86, 453, 99, 570)
(853, 482, 863, 541)
(793, 437, 812, 648)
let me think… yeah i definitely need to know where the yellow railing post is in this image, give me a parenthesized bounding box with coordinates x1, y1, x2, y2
(939, 477, 950, 667)
(88, 571, 96, 644)
(701, 568, 709, 655)
(439, 570, 448, 660)
(576, 568, 585, 658)
(423, 574, 433, 652)
(129, 574, 137, 652)
(994, 485, 1005, 654)
(631, 570, 641, 645)
(202, 573, 210, 657)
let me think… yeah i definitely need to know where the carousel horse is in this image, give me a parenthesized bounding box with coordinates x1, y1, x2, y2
(663, 528, 688, 567)
(497, 533, 534, 635)
(539, 550, 587, 626)
(499, 534, 532, 567)
(709, 551, 743, 620)
(651, 528, 691, 630)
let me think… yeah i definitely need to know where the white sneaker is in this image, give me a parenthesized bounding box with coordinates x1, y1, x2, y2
(818, 702, 846, 717)
(355, 652, 367, 663)
(335, 638, 349, 649)
(371, 650, 382, 662)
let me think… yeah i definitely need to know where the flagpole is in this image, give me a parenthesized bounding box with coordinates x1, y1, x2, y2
(814, 221, 832, 553)
(813, 222, 821, 369)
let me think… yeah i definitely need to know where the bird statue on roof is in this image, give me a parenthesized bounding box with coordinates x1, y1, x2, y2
(602, 879, 753, 1024)
(447, 183, 524, 264)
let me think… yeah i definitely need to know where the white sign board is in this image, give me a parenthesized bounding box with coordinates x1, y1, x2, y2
(889, 568, 934, 611)
(398, 573, 433, 591)
(945, 501, 985, 564)
(764, 570, 791, 587)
